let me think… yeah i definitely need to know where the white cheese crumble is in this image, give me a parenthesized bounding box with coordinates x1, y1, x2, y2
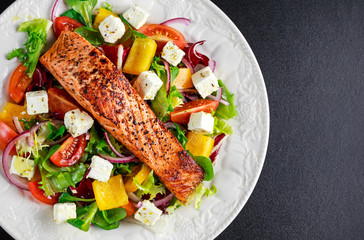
(134, 200, 162, 226)
(9, 156, 35, 180)
(99, 15, 125, 44)
(64, 109, 94, 138)
(122, 5, 150, 29)
(161, 41, 185, 66)
(87, 155, 113, 182)
(188, 112, 215, 135)
(133, 71, 163, 100)
(26, 90, 48, 115)
(191, 66, 219, 98)
(53, 203, 77, 224)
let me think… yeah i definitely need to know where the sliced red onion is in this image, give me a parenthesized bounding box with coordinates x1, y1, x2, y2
(104, 132, 124, 157)
(185, 41, 217, 71)
(206, 88, 222, 101)
(164, 122, 176, 129)
(208, 59, 216, 73)
(13, 117, 24, 134)
(178, 88, 199, 93)
(160, 18, 191, 26)
(27, 121, 48, 147)
(153, 193, 174, 207)
(51, 0, 61, 22)
(163, 59, 171, 96)
(2, 131, 31, 190)
(210, 134, 226, 163)
(182, 57, 195, 74)
(133, 201, 143, 208)
(98, 153, 137, 163)
(182, 92, 199, 102)
(127, 192, 141, 203)
(219, 99, 230, 106)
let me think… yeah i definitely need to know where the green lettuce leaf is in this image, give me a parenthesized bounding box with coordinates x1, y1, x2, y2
(74, 27, 104, 46)
(168, 123, 188, 148)
(150, 57, 182, 119)
(60, 9, 86, 25)
(65, 0, 97, 28)
(67, 201, 98, 232)
(190, 184, 217, 209)
(8, 18, 52, 77)
(193, 156, 214, 181)
(213, 117, 233, 136)
(134, 170, 166, 200)
(215, 80, 237, 120)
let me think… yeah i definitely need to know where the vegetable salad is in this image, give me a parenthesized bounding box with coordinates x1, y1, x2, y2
(0, 0, 237, 232)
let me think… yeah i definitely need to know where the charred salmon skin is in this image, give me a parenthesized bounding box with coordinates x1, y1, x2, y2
(40, 31, 204, 202)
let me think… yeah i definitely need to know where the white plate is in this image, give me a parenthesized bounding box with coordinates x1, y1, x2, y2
(0, 0, 269, 239)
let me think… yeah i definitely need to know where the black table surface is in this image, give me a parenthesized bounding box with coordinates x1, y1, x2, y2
(0, 0, 363, 239)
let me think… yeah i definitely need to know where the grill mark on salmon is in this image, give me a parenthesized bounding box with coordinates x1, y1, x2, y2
(40, 31, 204, 202)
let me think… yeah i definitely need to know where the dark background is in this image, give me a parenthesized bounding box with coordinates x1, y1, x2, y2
(0, 0, 363, 239)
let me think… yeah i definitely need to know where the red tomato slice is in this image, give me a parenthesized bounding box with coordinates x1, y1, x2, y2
(0, 121, 17, 155)
(121, 200, 136, 217)
(53, 16, 83, 38)
(138, 24, 187, 52)
(48, 88, 80, 119)
(50, 135, 87, 167)
(170, 99, 219, 124)
(28, 181, 59, 205)
(9, 64, 33, 104)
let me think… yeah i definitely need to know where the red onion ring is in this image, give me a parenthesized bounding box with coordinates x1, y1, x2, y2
(51, 0, 61, 22)
(206, 88, 222, 101)
(210, 134, 226, 163)
(127, 192, 141, 203)
(182, 57, 195, 74)
(163, 59, 171, 96)
(2, 131, 31, 190)
(13, 117, 24, 134)
(164, 122, 176, 129)
(209, 59, 216, 73)
(104, 132, 124, 157)
(153, 193, 174, 207)
(98, 153, 138, 163)
(160, 18, 191, 26)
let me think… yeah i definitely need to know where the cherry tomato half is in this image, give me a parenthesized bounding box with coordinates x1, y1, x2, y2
(170, 99, 219, 124)
(53, 16, 83, 38)
(28, 181, 59, 205)
(48, 87, 80, 119)
(50, 135, 87, 167)
(138, 24, 187, 52)
(121, 200, 136, 217)
(0, 120, 17, 155)
(9, 64, 33, 104)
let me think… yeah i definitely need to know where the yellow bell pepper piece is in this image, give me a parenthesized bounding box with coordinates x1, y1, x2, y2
(92, 175, 129, 211)
(0, 102, 32, 131)
(173, 68, 193, 89)
(124, 164, 151, 192)
(93, 8, 119, 29)
(123, 38, 157, 75)
(185, 132, 215, 158)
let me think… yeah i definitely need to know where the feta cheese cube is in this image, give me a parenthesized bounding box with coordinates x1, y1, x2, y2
(99, 15, 125, 44)
(122, 5, 150, 29)
(26, 90, 48, 115)
(188, 112, 215, 135)
(134, 200, 162, 226)
(161, 41, 185, 66)
(191, 67, 219, 98)
(133, 71, 163, 100)
(87, 156, 113, 182)
(53, 203, 77, 224)
(64, 109, 94, 137)
(9, 156, 35, 180)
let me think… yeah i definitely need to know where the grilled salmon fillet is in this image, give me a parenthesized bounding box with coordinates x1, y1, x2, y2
(40, 31, 204, 202)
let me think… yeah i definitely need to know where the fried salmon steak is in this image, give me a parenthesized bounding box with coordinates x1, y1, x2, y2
(40, 31, 204, 202)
